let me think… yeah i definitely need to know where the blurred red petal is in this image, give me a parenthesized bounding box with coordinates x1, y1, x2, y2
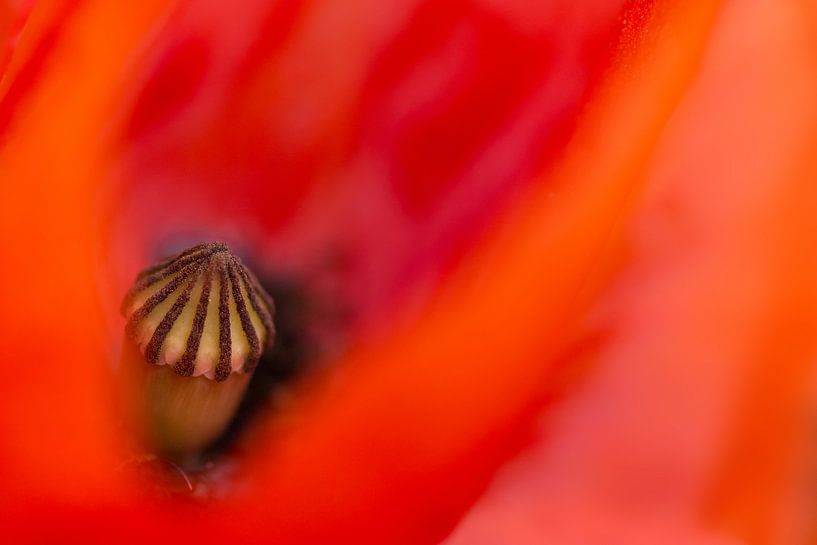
(442, 1, 817, 544)
(1, 1, 780, 545)
(224, 2, 719, 543)
(109, 0, 634, 333)
(0, 0, 169, 505)
(0, 0, 34, 79)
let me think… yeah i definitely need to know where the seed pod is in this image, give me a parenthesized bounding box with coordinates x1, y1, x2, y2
(120, 242, 274, 461)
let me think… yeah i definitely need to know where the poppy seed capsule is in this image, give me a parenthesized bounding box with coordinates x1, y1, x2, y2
(120, 242, 275, 460)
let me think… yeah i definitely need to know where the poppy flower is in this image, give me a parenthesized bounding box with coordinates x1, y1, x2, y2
(1, 0, 814, 544)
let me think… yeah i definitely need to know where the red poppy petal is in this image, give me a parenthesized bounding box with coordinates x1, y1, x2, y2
(443, 1, 817, 543)
(0, 1, 723, 544)
(0, 0, 171, 504)
(108, 0, 635, 334)
(224, 2, 719, 543)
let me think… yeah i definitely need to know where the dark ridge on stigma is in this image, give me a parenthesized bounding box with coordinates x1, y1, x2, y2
(144, 266, 202, 364)
(122, 242, 227, 312)
(122, 243, 274, 381)
(174, 266, 213, 377)
(124, 260, 204, 339)
(227, 260, 260, 373)
(135, 243, 210, 280)
(215, 263, 232, 381)
(235, 260, 275, 350)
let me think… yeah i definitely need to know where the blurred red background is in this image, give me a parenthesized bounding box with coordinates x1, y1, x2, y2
(3, 1, 817, 544)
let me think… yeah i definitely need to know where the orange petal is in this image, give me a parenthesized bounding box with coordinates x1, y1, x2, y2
(0, 0, 171, 502)
(439, 1, 817, 544)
